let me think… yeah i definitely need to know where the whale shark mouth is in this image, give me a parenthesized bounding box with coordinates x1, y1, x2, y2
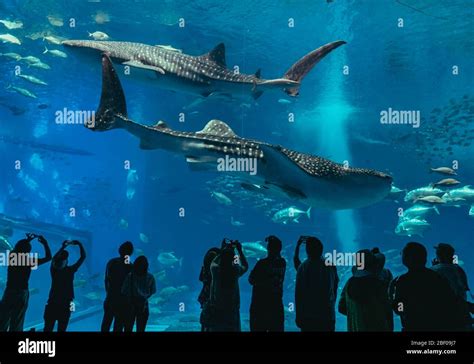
(84, 54, 392, 210)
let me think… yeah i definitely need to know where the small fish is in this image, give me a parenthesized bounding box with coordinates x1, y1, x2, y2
(0, 52, 22, 60)
(0, 33, 21, 45)
(43, 46, 67, 58)
(402, 204, 439, 219)
(0, 20, 23, 30)
(43, 35, 63, 45)
(29, 61, 51, 70)
(278, 98, 292, 104)
(230, 216, 245, 227)
(139, 233, 149, 244)
(119, 218, 128, 229)
(21, 55, 42, 64)
(88, 31, 110, 40)
(272, 206, 311, 224)
(47, 15, 64, 27)
(157, 252, 182, 267)
(430, 167, 457, 175)
(414, 195, 446, 204)
(404, 186, 444, 202)
(242, 241, 267, 259)
(431, 178, 460, 188)
(18, 74, 48, 86)
(211, 191, 232, 205)
(6, 85, 37, 99)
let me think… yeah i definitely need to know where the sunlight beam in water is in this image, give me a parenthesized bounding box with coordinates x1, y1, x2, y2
(304, 2, 358, 252)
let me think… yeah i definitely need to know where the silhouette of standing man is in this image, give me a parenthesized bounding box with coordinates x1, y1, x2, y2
(44, 240, 86, 332)
(294, 236, 338, 332)
(249, 235, 286, 332)
(0, 233, 51, 332)
(101, 241, 134, 332)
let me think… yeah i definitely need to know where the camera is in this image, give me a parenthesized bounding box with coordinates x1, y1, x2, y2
(25, 233, 39, 241)
(222, 238, 238, 249)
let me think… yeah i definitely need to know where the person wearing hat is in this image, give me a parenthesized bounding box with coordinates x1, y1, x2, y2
(431, 243, 471, 330)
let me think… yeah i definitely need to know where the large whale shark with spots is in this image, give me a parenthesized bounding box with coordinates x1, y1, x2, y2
(87, 54, 392, 210)
(63, 39, 345, 99)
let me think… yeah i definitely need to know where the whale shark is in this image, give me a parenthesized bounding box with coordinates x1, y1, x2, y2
(63, 39, 345, 99)
(85, 54, 392, 210)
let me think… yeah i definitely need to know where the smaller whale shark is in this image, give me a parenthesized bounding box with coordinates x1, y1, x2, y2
(63, 39, 345, 99)
(86, 54, 392, 210)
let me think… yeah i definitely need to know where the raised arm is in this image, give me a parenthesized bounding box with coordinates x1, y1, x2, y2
(53, 241, 68, 261)
(70, 240, 86, 272)
(37, 235, 52, 266)
(235, 242, 248, 276)
(293, 237, 304, 270)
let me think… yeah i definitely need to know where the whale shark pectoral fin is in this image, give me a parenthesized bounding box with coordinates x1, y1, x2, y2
(201, 43, 226, 67)
(197, 119, 238, 138)
(123, 60, 165, 74)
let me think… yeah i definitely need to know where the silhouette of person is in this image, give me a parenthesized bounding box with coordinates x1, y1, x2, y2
(338, 249, 392, 331)
(391, 242, 464, 331)
(43, 240, 86, 332)
(122, 256, 156, 332)
(0, 234, 51, 332)
(431, 243, 471, 330)
(294, 236, 338, 332)
(249, 235, 286, 332)
(209, 239, 248, 332)
(198, 247, 220, 332)
(101, 241, 134, 332)
(372, 247, 394, 331)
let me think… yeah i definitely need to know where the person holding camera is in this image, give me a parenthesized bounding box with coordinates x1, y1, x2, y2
(294, 235, 339, 332)
(43, 240, 86, 332)
(209, 239, 248, 331)
(0, 233, 52, 332)
(249, 235, 286, 332)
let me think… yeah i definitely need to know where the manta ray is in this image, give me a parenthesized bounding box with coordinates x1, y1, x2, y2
(63, 39, 345, 99)
(86, 54, 392, 210)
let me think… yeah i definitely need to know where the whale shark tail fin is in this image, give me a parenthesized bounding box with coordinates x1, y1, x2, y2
(283, 40, 346, 96)
(87, 53, 127, 131)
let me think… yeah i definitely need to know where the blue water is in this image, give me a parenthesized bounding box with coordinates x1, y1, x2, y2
(0, 0, 473, 331)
